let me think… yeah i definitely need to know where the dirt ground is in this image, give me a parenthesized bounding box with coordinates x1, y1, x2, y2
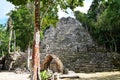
(61, 71, 120, 80)
(0, 71, 30, 80)
(0, 71, 120, 80)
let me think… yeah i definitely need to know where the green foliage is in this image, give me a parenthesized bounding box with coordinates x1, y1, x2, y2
(75, 11, 87, 27)
(6, 0, 33, 6)
(58, 0, 84, 10)
(40, 70, 51, 80)
(40, 31, 44, 40)
(93, 0, 120, 52)
(76, 0, 120, 52)
(0, 25, 9, 56)
(87, 0, 107, 21)
(7, 0, 84, 10)
(6, 0, 84, 51)
(10, 6, 34, 51)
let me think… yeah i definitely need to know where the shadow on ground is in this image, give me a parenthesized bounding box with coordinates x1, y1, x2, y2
(0, 71, 120, 80)
(81, 74, 120, 80)
(60, 71, 120, 80)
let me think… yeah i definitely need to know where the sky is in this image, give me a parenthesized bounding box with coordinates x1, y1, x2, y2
(0, 0, 15, 25)
(58, 0, 93, 19)
(0, 0, 93, 25)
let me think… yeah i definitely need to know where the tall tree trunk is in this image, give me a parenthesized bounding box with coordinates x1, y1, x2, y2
(13, 30, 16, 52)
(8, 18, 13, 54)
(32, 0, 41, 80)
(8, 27, 12, 53)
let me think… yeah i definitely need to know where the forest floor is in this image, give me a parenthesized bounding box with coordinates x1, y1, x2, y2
(0, 71, 120, 80)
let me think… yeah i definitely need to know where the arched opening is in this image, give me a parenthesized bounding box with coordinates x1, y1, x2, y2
(41, 54, 63, 73)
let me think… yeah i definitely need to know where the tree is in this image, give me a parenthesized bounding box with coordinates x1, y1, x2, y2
(32, 0, 40, 80)
(7, 0, 84, 80)
(85, 0, 120, 52)
(10, 6, 34, 51)
(75, 11, 87, 29)
(94, 0, 120, 52)
(0, 24, 9, 56)
(7, 17, 14, 53)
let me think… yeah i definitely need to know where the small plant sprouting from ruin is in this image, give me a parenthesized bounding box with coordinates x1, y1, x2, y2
(40, 70, 51, 80)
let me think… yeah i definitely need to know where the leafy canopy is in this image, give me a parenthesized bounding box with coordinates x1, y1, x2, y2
(0, 25, 9, 56)
(6, 0, 84, 51)
(87, 0, 120, 52)
(10, 6, 34, 51)
(7, 0, 84, 10)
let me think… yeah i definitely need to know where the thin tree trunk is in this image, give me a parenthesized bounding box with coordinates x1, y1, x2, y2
(110, 33, 117, 52)
(13, 30, 16, 52)
(8, 18, 13, 54)
(27, 44, 31, 71)
(32, 0, 41, 80)
(8, 28, 12, 53)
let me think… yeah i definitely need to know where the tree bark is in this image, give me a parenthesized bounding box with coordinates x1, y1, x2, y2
(13, 30, 16, 52)
(27, 44, 31, 71)
(8, 18, 13, 54)
(32, 0, 41, 80)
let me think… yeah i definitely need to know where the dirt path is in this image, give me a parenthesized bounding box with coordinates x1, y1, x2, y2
(0, 71, 120, 80)
(0, 71, 30, 80)
(61, 71, 120, 80)
(78, 71, 120, 80)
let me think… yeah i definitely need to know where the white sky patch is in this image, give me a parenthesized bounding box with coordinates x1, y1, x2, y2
(57, 6, 69, 19)
(0, 0, 93, 24)
(66, 8, 75, 18)
(57, 6, 75, 19)
(58, 0, 93, 19)
(74, 0, 93, 13)
(0, 0, 15, 24)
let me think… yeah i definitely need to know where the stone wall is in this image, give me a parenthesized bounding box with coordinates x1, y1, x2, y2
(4, 52, 27, 71)
(41, 17, 116, 72)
